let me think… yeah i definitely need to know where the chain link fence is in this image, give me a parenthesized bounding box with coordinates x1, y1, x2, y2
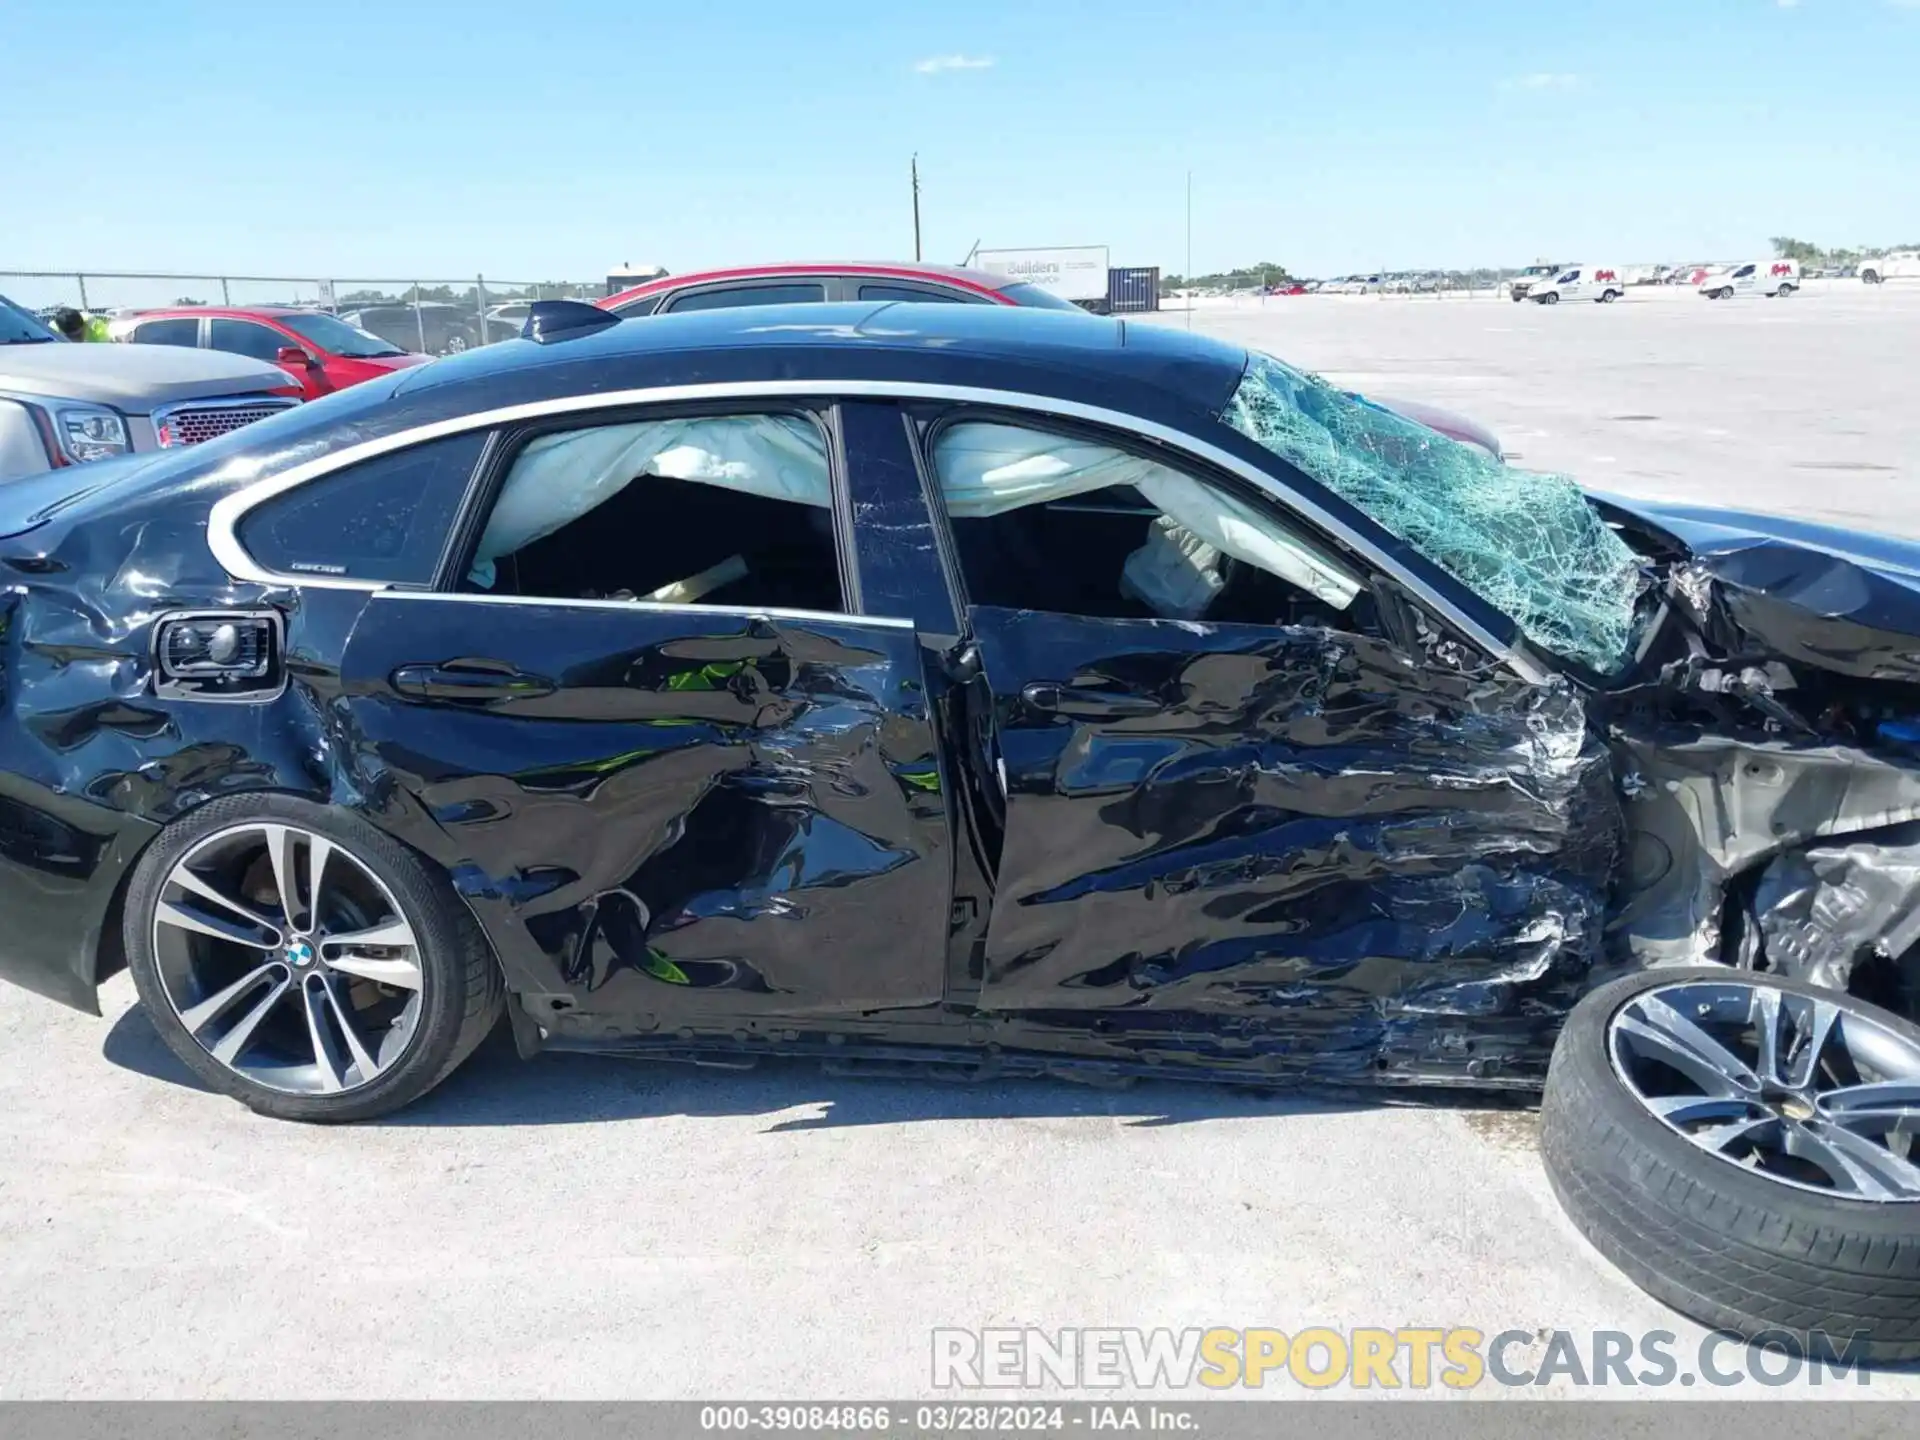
(0, 271, 606, 355)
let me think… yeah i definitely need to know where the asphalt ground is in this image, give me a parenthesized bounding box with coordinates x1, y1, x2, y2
(3, 280, 1918, 1400)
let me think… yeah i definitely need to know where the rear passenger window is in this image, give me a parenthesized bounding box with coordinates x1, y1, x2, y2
(236, 431, 485, 583)
(133, 318, 199, 347)
(665, 283, 826, 313)
(460, 412, 844, 615)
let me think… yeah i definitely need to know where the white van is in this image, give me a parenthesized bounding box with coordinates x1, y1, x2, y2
(1699, 260, 1798, 299)
(1527, 265, 1626, 304)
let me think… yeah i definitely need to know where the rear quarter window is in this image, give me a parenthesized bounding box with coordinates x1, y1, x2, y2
(234, 430, 486, 583)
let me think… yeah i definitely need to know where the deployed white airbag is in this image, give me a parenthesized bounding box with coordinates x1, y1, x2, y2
(933, 423, 1361, 610)
(470, 414, 829, 586)
(1120, 517, 1224, 620)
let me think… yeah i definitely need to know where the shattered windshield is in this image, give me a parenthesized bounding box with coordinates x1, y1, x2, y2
(1222, 352, 1643, 672)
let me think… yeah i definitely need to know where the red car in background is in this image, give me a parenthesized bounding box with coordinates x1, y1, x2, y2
(597, 261, 1091, 319)
(597, 261, 1506, 458)
(108, 307, 430, 401)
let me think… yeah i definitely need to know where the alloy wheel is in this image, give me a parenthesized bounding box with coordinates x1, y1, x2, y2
(150, 823, 425, 1095)
(1608, 979, 1920, 1201)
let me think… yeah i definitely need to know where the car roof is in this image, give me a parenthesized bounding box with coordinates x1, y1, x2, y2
(390, 301, 1248, 421)
(602, 262, 1025, 309)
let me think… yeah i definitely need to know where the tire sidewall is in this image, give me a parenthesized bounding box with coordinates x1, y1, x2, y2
(1547, 966, 1920, 1239)
(123, 792, 479, 1121)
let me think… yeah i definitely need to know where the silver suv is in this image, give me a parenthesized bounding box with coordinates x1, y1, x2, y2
(1, 295, 299, 481)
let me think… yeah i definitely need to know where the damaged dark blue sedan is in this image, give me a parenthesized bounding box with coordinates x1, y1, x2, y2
(2, 302, 1917, 1355)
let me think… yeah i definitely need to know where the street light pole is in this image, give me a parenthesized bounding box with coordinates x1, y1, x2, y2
(912, 154, 923, 263)
(1185, 169, 1193, 330)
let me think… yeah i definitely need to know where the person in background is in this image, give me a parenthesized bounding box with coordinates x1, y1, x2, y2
(49, 307, 113, 342)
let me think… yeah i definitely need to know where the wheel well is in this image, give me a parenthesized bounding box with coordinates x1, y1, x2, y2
(89, 789, 511, 998)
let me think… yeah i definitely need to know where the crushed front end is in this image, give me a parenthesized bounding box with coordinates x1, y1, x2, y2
(1598, 496, 1920, 1020)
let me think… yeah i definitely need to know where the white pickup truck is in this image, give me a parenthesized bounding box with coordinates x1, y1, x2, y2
(1, 295, 299, 481)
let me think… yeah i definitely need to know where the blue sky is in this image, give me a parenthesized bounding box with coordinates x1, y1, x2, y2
(2, 0, 1916, 285)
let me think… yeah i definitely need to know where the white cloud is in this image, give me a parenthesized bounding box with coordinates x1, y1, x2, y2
(1503, 72, 1581, 91)
(914, 54, 996, 74)
(1777, 0, 1799, 10)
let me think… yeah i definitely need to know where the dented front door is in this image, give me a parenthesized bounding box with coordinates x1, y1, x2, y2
(338, 593, 952, 1020)
(968, 606, 1621, 1079)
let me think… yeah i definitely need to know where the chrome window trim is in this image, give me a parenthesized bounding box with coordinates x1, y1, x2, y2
(369, 589, 912, 631)
(152, 394, 300, 449)
(204, 379, 1545, 681)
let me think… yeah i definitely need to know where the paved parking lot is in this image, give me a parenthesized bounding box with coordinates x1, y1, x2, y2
(1154, 280, 1920, 529)
(4, 282, 1919, 1401)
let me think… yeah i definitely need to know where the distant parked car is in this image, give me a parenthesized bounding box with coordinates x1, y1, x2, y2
(1700, 260, 1799, 300)
(1, 293, 299, 482)
(1860, 251, 1920, 284)
(107, 306, 431, 401)
(483, 301, 542, 331)
(334, 303, 516, 357)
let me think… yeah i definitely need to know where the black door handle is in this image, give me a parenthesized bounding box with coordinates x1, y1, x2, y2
(1019, 682, 1162, 721)
(391, 660, 557, 703)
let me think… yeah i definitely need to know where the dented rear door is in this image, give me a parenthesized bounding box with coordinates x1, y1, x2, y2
(337, 593, 952, 1021)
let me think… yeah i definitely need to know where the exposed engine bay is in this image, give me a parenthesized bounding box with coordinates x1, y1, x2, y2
(1595, 495, 1920, 1022)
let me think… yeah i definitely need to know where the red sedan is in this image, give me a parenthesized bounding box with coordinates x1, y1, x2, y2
(599, 261, 1090, 318)
(596, 262, 1505, 458)
(109, 306, 430, 401)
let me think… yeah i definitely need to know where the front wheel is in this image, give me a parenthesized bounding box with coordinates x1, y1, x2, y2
(1541, 968, 1920, 1361)
(1536, 292, 1559, 305)
(124, 794, 504, 1122)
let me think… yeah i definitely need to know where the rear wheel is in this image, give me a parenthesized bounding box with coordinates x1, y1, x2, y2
(1542, 968, 1920, 1361)
(1599, 290, 1620, 303)
(124, 794, 503, 1122)
(1777, 284, 1797, 297)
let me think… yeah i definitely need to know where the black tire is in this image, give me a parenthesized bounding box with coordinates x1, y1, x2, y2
(1542, 967, 1920, 1362)
(1537, 292, 1559, 305)
(124, 793, 504, 1122)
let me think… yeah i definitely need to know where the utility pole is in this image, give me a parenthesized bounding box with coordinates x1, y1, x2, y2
(1185, 169, 1193, 330)
(912, 154, 923, 262)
